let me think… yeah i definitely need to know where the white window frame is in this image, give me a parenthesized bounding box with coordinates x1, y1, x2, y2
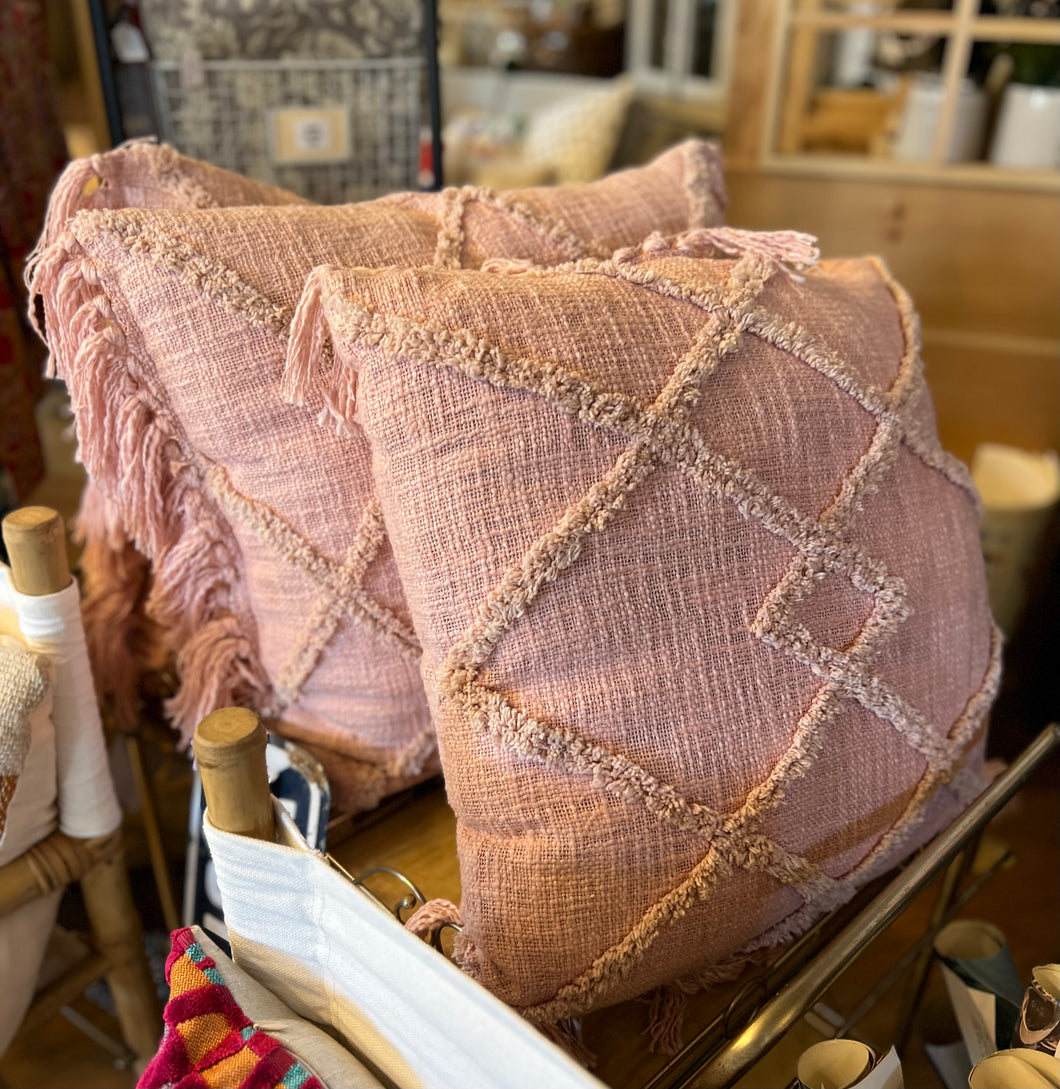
(625, 0, 738, 101)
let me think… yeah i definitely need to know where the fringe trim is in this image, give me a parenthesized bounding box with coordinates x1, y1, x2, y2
(280, 265, 334, 405)
(28, 228, 273, 746)
(644, 948, 770, 1055)
(646, 985, 687, 1056)
(612, 227, 820, 281)
(540, 1019, 597, 1069)
(75, 482, 165, 733)
(280, 266, 356, 435)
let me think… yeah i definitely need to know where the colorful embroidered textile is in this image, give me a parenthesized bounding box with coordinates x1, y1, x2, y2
(139, 928, 323, 1089)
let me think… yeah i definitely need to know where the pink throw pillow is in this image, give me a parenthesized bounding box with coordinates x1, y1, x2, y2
(33, 140, 309, 732)
(298, 229, 999, 1016)
(39, 139, 308, 251)
(29, 143, 727, 810)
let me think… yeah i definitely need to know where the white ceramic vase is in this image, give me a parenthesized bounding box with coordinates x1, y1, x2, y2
(893, 73, 987, 162)
(990, 83, 1060, 170)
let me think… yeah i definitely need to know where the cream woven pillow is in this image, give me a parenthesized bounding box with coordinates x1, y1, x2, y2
(30, 143, 727, 810)
(296, 229, 999, 1019)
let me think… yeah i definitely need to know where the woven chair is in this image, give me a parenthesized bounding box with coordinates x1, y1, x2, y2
(0, 506, 160, 1068)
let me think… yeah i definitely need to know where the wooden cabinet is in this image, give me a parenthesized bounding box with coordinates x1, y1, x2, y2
(725, 0, 1059, 463)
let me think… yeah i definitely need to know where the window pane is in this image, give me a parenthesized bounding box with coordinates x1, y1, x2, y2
(690, 0, 720, 78)
(651, 0, 671, 69)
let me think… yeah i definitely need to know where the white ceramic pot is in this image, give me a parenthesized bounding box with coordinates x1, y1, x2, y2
(990, 83, 1060, 170)
(893, 73, 987, 162)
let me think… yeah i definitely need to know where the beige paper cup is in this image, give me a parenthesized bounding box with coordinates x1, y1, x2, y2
(797, 1040, 876, 1089)
(968, 1048, 1060, 1088)
(971, 444, 1060, 636)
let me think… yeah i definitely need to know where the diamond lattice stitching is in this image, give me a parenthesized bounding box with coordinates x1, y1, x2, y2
(203, 462, 419, 717)
(329, 244, 999, 1021)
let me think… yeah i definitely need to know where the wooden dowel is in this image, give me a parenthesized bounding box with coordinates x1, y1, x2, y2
(3, 506, 162, 1059)
(19, 952, 111, 1037)
(194, 708, 275, 842)
(2, 507, 70, 595)
(80, 847, 163, 1063)
(0, 831, 117, 917)
(125, 734, 181, 932)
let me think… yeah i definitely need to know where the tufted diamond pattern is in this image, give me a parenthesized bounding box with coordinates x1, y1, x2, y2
(29, 141, 726, 811)
(310, 228, 999, 1018)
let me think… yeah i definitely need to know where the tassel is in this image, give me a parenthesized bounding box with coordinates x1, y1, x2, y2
(165, 615, 271, 745)
(283, 266, 361, 436)
(404, 898, 463, 942)
(317, 362, 359, 438)
(30, 227, 272, 749)
(280, 265, 337, 406)
(615, 227, 820, 281)
(646, 984, 688, 1056)
(540, 1019, 598, 1068)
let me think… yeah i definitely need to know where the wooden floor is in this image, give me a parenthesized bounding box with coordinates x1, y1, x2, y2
(2, 388, 1057, 1088)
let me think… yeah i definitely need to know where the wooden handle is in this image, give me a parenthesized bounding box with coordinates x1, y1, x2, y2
(194, 708, 275, 842)
(2, 507, 70, 595)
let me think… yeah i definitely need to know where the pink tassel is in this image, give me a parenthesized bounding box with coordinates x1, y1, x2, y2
(646, 984, 687, 1056)
(540, 1019, 598, 1068)
(281, 266, 337, 407)
(317, 363, 359, 438)
(615, 227, 820, 280)
(166, 616, 271, 746)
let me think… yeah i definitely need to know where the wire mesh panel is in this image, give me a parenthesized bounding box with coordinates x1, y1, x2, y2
(151, 58, 425, 203)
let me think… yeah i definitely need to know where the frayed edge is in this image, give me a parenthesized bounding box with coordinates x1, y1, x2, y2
(76, 482, 165, 733)
(281, 265, 338, 406)
(646, 984, 687, 1056)
(613, 227, 820, 281)
(283, 267, 359, 436)
(540, 1019, 597, 1069)
(29, 229, 272, 746)
(646, 946, 772, 1055)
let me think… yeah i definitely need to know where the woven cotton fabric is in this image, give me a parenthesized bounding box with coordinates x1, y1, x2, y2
(0, 642, 48, 840)
(202, 802, 603, 1089)
(32, 140, 311, 736)
(312, 231, 999, 1020)
(29, 141, 725, 812)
